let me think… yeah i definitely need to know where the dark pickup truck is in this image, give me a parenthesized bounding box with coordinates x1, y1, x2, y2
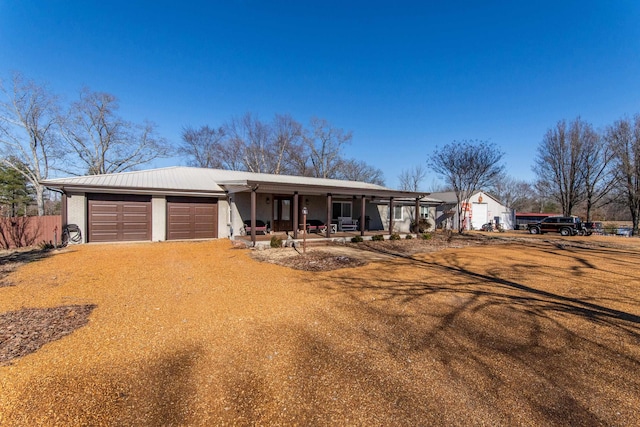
(528, 216, 591, 236)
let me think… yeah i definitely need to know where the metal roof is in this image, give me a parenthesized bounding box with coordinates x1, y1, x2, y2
(42, 166, 427, 199)
(42, 167, 226, 196)
(429, 190, 505, 205)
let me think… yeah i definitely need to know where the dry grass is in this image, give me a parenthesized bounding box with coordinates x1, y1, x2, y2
(1, 235, 639, 426)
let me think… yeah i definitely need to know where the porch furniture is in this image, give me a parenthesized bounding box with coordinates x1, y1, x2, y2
(338, 217, 359, 231)
(305, 219, 328, 233)
(244, 219, 269, 235)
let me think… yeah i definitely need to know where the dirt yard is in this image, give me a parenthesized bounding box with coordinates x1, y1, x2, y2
(1, 233, 639, 426)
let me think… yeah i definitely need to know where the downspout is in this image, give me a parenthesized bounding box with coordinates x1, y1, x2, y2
(46, 186, 67, 227)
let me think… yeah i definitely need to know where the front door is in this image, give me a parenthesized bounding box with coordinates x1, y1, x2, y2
(273, 197, 293, 232)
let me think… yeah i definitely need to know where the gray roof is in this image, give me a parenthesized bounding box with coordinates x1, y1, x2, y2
(43, 167, 226, 196)
(428, 191, 460, 203)
(42, 166, 426, 199)
(429, 190, 503, 205)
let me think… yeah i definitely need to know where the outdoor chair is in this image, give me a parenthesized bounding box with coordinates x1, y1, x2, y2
(339, 217, 359, 231)
(244, 219, 269, 235)
(305, 219, 328, 233)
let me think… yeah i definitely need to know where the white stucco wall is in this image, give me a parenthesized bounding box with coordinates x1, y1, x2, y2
(435, 192, 514, 231)
(151, 196, 166, 241)
(66, 192, 87, 243)
(469, 192, 514, 230)
(218, 199, 231, 238)
(375, 205, 412, 233)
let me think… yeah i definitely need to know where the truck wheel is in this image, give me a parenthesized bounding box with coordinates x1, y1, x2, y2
(529, 227, 539, 234)
(560, 227, 571, 236)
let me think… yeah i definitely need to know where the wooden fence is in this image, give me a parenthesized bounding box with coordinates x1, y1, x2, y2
(0, 216, 62, 249)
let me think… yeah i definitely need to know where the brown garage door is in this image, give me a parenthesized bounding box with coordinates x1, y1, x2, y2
(88, 194, 152, 242)
(167, 196, 218, 240)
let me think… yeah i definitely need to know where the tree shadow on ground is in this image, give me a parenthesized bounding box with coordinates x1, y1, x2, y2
(0, 248, 58, 286)
(6, 344, 204, 426)
(302, 241, 640, 424)
(345, 240, 640, 327)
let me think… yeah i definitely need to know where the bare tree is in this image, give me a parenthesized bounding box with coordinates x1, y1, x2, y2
(428, 140, 504, 233)
(180, 114, 385, 183)
(270, 114, 303, 175)
(220, 113, 305, 174)
(426, 179, 451, 192)
(533, 118, 587, 216)
(303, 117, 352, 179)
(222, 113, 270, 173)
(491, 175, 534, 212)
(0, 73, 61, 215)
(60, 88, 171, 175)
(335, 158, 385, 185)
(179, 125, 226, 168)
(398, 164, 427, 191)
(398, 164, 427, 232)
(533, 179, 558, 213)
(579, 121, 617, 222)
(285, 141, 313, 177)
(605, 115, 640, 235)
(181, 115, 302, 174)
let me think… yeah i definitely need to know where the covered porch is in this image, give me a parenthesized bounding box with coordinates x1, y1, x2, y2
(222, 177, 427, 247)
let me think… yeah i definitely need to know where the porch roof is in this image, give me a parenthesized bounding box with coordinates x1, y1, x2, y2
(42, 166, 428, 199)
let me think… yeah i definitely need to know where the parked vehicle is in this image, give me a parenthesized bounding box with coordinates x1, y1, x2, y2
(527, 216, 590, 236)
(583, 221, 604, 235)
(615, 227, 633, 237)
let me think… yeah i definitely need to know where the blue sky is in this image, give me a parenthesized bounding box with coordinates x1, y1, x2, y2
(1, 1, 639, 189)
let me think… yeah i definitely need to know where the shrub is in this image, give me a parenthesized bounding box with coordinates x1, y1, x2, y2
(351, 235, 364, 243)
(371, 234, 385, 241)
(389, 233, 401, 240)
(270, 236, 283, 248)
(38, 240, 55, 250)
(405, 234, 413, 240)
(421, 232, 433, 240)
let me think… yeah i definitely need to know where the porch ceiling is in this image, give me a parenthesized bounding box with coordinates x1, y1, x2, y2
(220, 180, 428, 199)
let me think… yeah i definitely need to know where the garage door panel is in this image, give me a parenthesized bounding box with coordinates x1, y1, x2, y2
(471, 203, 488, 230)
(167, 197, 218, 240)
(170, 206, 191, 214)
(88, 194, 151, 242)
(194, 214, 215, 222)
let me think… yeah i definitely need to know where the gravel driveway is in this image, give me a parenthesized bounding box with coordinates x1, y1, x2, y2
(1, 236, 639, 426)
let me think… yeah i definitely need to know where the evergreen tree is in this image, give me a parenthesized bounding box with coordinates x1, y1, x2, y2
(0, 159, 34, 216)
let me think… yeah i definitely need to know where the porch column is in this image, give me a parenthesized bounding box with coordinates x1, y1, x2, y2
(326, 193, 332, 238)
(293, 192, 299, 239)
(251, 187, 257, 246)
(389, 197, 394, 235)
(360, 195, 366, 236)
(415, 198, 421, 235)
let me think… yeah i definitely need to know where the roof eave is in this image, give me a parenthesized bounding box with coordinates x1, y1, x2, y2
(43, 183, 226, 198)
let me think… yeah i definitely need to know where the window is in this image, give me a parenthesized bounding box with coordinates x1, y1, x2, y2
(388, 205, 403, 221)
(332, 201, 352, 220)
(420, 206, 430, 219)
